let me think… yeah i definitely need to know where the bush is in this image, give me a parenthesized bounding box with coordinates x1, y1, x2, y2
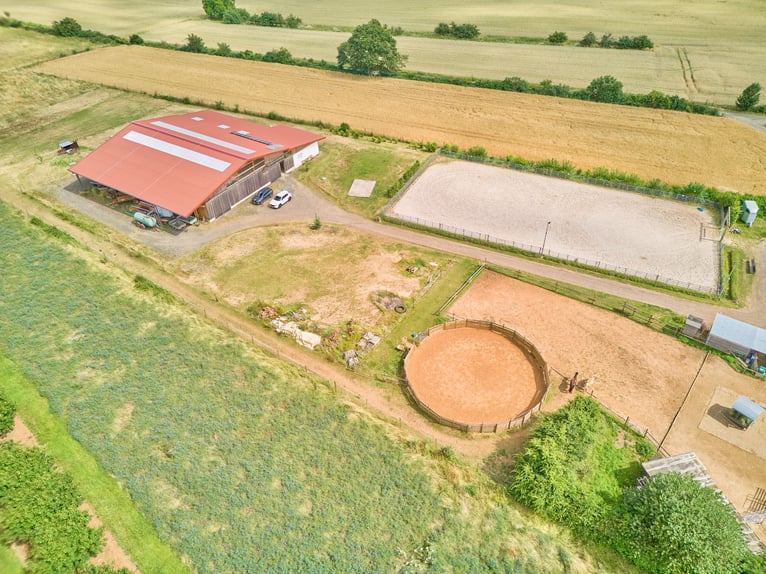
(0, 392, 15, 436)
(202, 0, 236, 20)
(51, 17, 82, 37)
(183, 33, 206, 53)
(262, 47, 293, 64)
(254, 11, 285, 27)
(547, 31, 567, 44)
(579, 32, 597, 47)
(128, 33, 144, 45)
(464, 146, 487, 158)
(222, 7, 249, 24)
(284, 14, 302, 28)
(736, 82, 761, 111)
(434, 22, 480, 40)
(216, 42, 232, 56)
(623, 472, 748, 573)
(501, 76, 533, 92)
(585, 75, 624, 103)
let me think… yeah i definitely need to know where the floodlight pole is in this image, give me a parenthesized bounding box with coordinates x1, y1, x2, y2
(540, 221, 551, 256)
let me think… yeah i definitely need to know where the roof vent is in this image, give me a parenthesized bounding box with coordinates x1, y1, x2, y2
(191, 116, 204, 121)
(217, 124, 230, 129)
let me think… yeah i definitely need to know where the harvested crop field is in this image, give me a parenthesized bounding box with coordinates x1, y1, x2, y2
(391, 160, 720, 292)
(36, 46, 766, 194)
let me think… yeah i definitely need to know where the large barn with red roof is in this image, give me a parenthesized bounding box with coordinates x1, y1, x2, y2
(69, 110, 323, 221)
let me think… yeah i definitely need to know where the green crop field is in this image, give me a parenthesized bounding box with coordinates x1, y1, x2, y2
(0, 203, 633, 573)
(5, 0, 765, 103)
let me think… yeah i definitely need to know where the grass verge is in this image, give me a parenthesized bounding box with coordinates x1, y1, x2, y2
(291, 138, 427, 218)
(364, 258, 481, 378)
(0, 355, 189, 574)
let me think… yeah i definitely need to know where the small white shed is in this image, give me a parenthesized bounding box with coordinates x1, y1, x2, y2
(741, 200, 759, 227)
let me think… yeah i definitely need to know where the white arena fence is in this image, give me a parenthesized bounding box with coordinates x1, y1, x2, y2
(390, 213, 719, 295)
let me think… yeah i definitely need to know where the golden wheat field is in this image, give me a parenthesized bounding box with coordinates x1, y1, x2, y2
(36, 46, 766, 194)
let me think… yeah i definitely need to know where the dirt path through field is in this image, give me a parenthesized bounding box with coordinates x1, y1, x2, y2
(1, 182, 505, 460)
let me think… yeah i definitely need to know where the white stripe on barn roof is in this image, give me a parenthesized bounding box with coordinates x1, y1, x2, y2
(123, 130, 231, 172)
(151, 121, 256, 155)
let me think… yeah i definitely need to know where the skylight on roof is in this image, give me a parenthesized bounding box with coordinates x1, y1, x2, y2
(123, 130, 232, 172)
(233, 130, 249, 135)
(151, 121, 256, 155)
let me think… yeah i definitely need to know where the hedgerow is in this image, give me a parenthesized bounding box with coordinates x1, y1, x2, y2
(0, 16, 721, 116)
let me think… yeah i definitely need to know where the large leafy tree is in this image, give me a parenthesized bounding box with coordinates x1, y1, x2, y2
(585, 75, 624, 103)
(736, 82, 761, 111)
(202, 0, 236, 20)
(337, 19, 407, 76)
(623, 472, 748, 574)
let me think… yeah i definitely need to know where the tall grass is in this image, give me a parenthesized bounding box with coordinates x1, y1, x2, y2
(0, 202, 616, 572)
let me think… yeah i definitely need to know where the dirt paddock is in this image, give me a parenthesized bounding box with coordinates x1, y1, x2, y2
(404, 325, 547, 426)
(451, 270, 766, 534)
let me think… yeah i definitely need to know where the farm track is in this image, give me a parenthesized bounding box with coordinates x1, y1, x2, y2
(0, 183, 505, 460)
(35, 45, 766, 195)
(676, 47, 699, 95)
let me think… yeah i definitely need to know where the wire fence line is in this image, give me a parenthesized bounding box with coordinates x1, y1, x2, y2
(390, 212, 718, 295)
(382, 149, 726, 296)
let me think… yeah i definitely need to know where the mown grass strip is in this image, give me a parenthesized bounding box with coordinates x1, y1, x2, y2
(0, 355, 189, 574)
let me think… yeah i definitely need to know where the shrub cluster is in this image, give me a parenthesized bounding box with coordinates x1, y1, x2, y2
(384, 160, 421, 197)
(50, 16, 125, 44)
(434, 22, 480, 39)
(509, 397, 752, 574)
(579, 32, 653, 49)
(547, 31, 567, 45)
(203, 0, 301, 28)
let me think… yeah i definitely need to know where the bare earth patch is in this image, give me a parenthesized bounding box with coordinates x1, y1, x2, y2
(81, 502, 140, 573)
(405, 326, 545, 425)
(3, 415, 39, 447)
(451, 270, 766, 533)
(174, 224, 425, 327)
(392, 160, 719, 291)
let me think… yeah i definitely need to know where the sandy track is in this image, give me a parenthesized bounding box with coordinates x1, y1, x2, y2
(392, 160, 719, 291)
(35, 45, 766, 194)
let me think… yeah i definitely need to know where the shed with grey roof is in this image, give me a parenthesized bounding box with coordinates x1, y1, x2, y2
(706, 314, 766, 357)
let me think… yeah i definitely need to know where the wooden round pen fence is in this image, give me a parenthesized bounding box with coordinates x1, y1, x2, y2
(403, 320, 550, 433)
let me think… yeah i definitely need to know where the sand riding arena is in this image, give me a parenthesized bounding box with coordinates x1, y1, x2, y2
(403, 319, 550, 432)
